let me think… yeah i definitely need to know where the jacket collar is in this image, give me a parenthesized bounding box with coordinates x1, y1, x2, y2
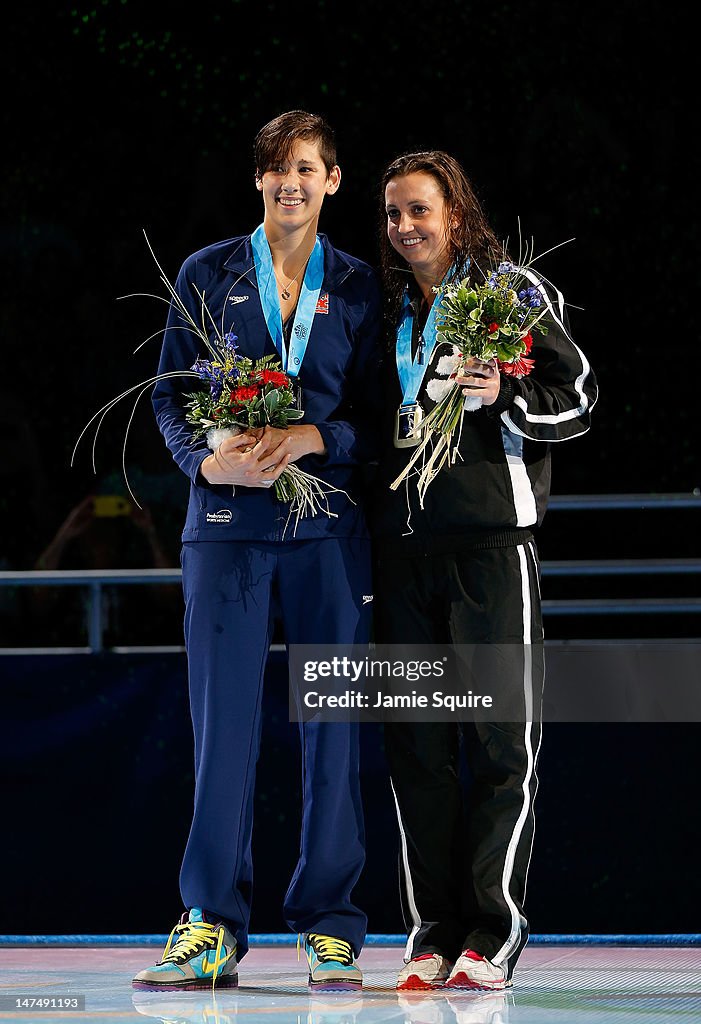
(222, 232, 354, 291)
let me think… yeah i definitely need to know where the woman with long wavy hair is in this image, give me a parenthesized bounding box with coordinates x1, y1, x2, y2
(370, 150, 597, 992)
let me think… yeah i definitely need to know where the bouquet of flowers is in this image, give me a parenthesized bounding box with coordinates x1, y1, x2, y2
(184, 334, 349, 531)
(186, 341, 302, 443)
(71, 232, 349, 536)
(390, 257, 551, 506)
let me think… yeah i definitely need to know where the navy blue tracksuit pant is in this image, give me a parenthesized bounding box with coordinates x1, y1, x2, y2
(179, 537, 371, 959)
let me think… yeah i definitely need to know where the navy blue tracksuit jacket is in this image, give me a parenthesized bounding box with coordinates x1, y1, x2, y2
(153, 233, 383, 542)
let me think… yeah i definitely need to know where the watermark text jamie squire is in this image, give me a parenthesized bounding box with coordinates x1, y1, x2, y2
(303, 690, 493, 710)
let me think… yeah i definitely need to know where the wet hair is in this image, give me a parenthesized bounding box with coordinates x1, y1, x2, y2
(254, 110, 337, 177)
(379, 150, 502, 330)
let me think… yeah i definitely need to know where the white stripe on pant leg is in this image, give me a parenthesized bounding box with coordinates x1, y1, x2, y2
(390, 777, 421, 962)
(491, 545, 536, 968)
(527, 539, 542, 603)
(523, 541, 543, 903)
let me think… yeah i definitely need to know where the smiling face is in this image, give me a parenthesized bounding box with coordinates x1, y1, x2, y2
(256, 139, 341, 238)
(385, 171, 452, 281)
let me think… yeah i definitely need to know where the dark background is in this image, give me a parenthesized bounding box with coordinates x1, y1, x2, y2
(2, 1, 699, 937)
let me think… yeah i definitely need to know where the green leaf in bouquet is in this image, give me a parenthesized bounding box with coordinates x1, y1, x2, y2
(496, 342, 520, 362)
(479, 343, 499, 361)
(263, 390, 280, 415)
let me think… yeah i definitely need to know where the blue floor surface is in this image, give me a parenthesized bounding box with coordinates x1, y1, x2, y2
(0, 942, 700, 1023)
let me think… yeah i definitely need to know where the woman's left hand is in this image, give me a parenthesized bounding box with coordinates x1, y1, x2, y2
(258, 424, 327, 462)
(455, 357, 500, 406)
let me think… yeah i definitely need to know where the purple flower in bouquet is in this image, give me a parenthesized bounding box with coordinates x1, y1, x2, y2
(191, 357, 229, 399)
(488, 261, 515, 288)
(518, 286, 543, 308)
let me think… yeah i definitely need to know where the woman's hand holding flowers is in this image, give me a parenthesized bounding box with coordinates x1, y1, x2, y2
(201, 431, 292, 488)
(454, 357, 500, 405)
(259, 424, 327, 461)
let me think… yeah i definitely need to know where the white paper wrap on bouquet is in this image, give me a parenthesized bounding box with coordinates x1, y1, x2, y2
(206, 424, 244, 450)
(426, 350, 483, 411)
(462, 395, 484, 411)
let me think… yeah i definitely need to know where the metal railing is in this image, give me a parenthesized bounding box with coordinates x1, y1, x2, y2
(1, 493, 699, 653)
(548, 493, 701, 509)
(0, 569, 183, 654)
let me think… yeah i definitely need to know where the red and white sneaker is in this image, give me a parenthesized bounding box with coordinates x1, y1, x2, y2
(444, 950, 509, 990)
(396, 953, 453, 990)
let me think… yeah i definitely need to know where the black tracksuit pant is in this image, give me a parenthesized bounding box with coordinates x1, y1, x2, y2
(373, 538, 544, 981)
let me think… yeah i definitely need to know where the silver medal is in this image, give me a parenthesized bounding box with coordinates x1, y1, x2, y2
(394, 402, 424, 448)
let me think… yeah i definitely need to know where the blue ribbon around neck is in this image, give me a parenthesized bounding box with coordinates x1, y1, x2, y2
(395, 265, 458, 406)
(251, 223, 325, 377)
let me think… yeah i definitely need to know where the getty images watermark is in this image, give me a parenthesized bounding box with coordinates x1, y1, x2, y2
(288, 642, 701, 723)
(299, 653, 495, 713)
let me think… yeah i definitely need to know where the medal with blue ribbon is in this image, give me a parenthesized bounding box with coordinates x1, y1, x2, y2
(394, 264, 464, 448)
(395, 278, 445, 448)
(251, 224, 325, 411)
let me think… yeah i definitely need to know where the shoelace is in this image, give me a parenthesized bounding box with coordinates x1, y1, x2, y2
(160, 920, 230, 994)
(304, 933, 353, 965)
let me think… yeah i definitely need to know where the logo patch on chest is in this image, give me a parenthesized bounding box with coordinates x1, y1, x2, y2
(206, 509, 233, 524)
(315, 292, 329, 314)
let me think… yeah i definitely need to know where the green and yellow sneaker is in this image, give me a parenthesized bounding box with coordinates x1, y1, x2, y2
(304, 933, 362, 992)
(132, 908, 238, 992)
